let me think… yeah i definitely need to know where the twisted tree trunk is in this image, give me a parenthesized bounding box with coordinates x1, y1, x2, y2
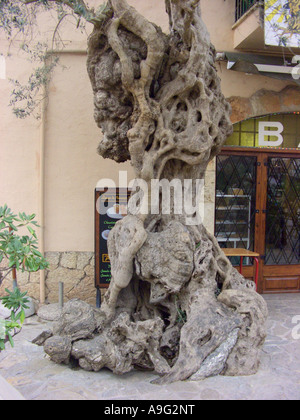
(36, 0, 268, 383)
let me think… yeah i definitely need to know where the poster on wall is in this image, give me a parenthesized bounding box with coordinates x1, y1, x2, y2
(265, 0, 300, 47)
(95, 188, 130, 289)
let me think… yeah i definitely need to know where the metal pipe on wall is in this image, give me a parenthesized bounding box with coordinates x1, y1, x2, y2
(39, 84, 46, 304)
(38, 49, 88, 304)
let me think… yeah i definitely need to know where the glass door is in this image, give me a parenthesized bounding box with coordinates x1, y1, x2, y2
(215, 155, 257, 265)
(216, 151, 300, 292)
(265, 157, 300, 266)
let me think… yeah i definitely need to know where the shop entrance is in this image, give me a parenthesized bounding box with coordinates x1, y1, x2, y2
(216, 149, 300, 293)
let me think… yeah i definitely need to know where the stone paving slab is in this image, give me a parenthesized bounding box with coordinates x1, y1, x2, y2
(0, 294, 299, 400)
(0, 374, 25, 400)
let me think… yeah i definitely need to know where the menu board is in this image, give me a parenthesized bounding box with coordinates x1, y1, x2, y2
(95, 188, 130, 289)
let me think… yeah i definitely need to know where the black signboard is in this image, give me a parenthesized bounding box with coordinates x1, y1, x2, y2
(95, 188, 130, 298)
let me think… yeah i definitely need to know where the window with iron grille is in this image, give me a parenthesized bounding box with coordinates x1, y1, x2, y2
(265, 157, 300, 265)
(215, 155, 257, 263)
(235, 0, 261, 22)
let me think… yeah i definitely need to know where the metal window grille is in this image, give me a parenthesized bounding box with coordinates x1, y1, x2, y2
(215, 155, 257, 257)
(265, 157, 300, 266)
(235, 0, 261, 22)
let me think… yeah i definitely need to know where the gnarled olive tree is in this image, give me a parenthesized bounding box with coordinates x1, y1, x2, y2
(29, 0, 268, 384)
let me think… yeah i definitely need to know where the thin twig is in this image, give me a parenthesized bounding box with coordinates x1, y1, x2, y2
(0, 268, 14, 287)
(22, 0, 96, 22)
(51, 12, 70, 51)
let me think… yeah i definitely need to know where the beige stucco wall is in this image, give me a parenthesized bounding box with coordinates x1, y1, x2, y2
(44, 52, 135, 251)
(1, 0, 298, 302)
(0, 45, 40, 216)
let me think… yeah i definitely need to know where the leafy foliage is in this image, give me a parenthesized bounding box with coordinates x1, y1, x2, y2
(0, 204, 48, 277)
(9, 43, 59, 118)
(0, 205, 47, 350)
(1, 287, 30, 313)
(0, 287, 30, 351)
(0, 0, 30, 38)
(0, 0, 106, 118)
(175, 296, 187, 325)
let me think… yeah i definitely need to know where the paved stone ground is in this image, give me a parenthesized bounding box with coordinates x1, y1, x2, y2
(0, 293, 300, 400)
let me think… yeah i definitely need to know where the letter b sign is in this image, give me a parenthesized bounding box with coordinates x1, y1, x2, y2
(258, 122, 284, 147)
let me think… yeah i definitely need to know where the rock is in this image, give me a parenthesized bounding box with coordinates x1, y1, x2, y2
(71, 333, 115, 372)
(45, 252, 60, 270)
(32, 330, 53, 346)
(44, 336, 72, 364)
(228, 85, 300, 125)
(281, 85, 300, 108)
(0, 296, 36, 319)
(46, 266, 85, 303)
(189, 328, 239, 381)
(84, 264, 94, 277)
(251, 89, 281, 116)
(37, 303, 62, 322)
(52, 299, 97, 341)
(152, 289, 242, 385)
(60, 252, 78, 269)
(77, 252, 94, 270)
(228, 96, 252, 124)
(66, 275, 96, 306)
(22, 296, 36, 318)
(135, 221, 195, 303)
(0, 303, 11, 319)
(218, 289, 269, 377)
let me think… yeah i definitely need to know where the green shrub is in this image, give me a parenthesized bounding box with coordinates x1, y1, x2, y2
(0, 204, 48, 351)
(0, 204, 48, 286)
(0, 288, 30, 351)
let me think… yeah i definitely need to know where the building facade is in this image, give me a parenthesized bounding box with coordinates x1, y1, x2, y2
(215, 1, 300, 293)
(0, 0, 299, 303)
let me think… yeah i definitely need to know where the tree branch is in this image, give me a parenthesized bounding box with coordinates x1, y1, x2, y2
(22, 0, 97, 23)
(0, 268, 13, 287)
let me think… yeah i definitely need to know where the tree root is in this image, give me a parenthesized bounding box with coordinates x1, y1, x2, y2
(35, 221, 268, 384)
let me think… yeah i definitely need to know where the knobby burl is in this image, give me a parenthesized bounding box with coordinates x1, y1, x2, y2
(36, 0, 268, 384)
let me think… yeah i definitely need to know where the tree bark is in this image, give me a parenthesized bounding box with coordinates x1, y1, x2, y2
(37, 0, 268, 383)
